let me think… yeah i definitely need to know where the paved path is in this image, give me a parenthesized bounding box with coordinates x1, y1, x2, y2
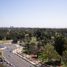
(2, 44, 35, 67)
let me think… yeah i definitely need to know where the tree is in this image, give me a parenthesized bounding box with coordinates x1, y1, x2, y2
(23, 36, 38, 55)
(54, 34, 65, 55)
(62, 50, 67, 65)
(64, 38, 67, 50)
(29, 37, 38, 54)
(38, 44, 60, 63)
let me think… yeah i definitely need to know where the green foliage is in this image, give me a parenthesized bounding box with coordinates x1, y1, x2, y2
(54, 34, 65, 55)
(0, 28, 67, 64)
(64, 38, 67, 50)
(38, 44, 60, 63)
(62, 50, 67, 65)
(24, 36, 38, 54)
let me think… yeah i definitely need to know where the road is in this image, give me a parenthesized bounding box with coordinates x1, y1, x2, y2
(2, 44, 35, 67)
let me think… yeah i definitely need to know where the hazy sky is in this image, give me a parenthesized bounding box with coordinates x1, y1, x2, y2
(0, 0, 67, 28)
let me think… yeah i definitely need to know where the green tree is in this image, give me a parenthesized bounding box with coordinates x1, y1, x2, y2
(54, 33, 65, 55)
(24, 36, 38, 55)
(62, 50, 67, 65)
(38, 44, 60, 63)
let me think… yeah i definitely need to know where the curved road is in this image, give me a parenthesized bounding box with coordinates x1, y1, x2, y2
(2, 44, 35, 67)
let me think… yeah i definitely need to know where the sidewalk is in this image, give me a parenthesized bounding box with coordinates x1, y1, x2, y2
(13, 49, 41, 67)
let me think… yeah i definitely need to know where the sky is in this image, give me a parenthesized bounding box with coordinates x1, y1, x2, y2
(0, 0, 67, 28)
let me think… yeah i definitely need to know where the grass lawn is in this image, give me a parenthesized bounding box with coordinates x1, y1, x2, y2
(0, 40, 12, 44)
(62, 64, 67, 67)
